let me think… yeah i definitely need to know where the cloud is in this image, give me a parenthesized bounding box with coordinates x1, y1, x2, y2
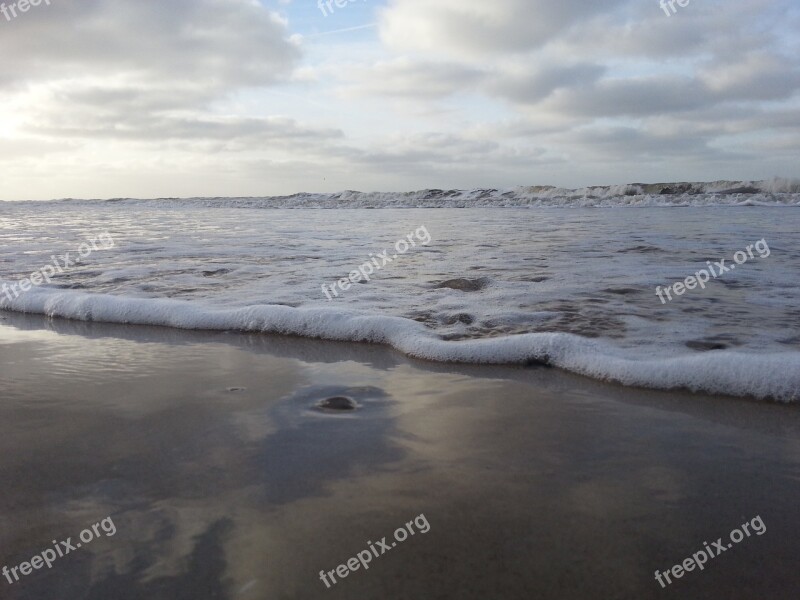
(489, 63, 606, 104)
(0, 0, 323, 152)
(0, 0, 300, 89)
(340, 59, 484, 99)
(563, 126, 747, 162)
(378, 0, 630, 57)
(25, 85, 343, 147)
(699, 54, 800, 101)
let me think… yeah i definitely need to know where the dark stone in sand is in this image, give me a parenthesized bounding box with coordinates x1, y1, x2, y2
(317, 396, 358, 411)
(434, 277, 490, 292)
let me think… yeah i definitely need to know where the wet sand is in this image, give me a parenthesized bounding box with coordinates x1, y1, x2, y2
(0, 311, 799, 599)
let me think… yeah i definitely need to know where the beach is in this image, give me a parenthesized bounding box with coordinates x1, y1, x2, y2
(1, 311, 799, 599)
(2, 0, 799, 596)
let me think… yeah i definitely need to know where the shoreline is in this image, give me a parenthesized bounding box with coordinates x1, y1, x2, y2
(1, 305, 797, 404)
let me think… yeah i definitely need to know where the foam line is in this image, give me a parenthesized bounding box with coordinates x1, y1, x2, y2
(2, 286, 798, 402)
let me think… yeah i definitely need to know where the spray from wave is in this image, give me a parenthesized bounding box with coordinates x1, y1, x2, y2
(16, 177, 800, 209)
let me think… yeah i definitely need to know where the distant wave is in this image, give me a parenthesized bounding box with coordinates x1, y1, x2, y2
(9, 178, 800, 208)
(2, 286, 798, 402)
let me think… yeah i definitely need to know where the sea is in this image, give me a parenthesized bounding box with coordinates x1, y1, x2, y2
(1, 179, 799, 401)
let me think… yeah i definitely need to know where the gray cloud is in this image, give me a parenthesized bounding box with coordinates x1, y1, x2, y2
(25, 86, 343, 146)
(489, 63, 606, 104)
(341, 59, 484, 99)
(0, 0, 317, 152)
(0, 0, 300, 88)
(563, 126, 748, 162)
(29, 112, 343, 146)
(379, 0, 631, 56)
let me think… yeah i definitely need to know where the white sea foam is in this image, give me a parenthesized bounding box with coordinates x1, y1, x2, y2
(11, 178, 800, 209)
(1, 285, 798, 402)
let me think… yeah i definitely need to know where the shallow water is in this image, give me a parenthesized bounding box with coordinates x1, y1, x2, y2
(0, 204, 798, 400)
(1, 205, 797, 348)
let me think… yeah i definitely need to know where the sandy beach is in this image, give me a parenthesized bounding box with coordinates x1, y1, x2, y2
(1, 311, 798, 599)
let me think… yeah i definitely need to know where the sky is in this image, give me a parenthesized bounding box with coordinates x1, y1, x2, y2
(0, 0, 798, 200)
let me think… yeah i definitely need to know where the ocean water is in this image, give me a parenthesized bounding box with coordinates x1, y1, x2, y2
(1, 183, 799, 401)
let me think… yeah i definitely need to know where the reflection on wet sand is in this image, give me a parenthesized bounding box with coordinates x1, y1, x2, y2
(1, 312, 799, 599)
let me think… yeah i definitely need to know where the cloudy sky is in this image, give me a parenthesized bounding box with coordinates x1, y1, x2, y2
(1, 0, 798, 199)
